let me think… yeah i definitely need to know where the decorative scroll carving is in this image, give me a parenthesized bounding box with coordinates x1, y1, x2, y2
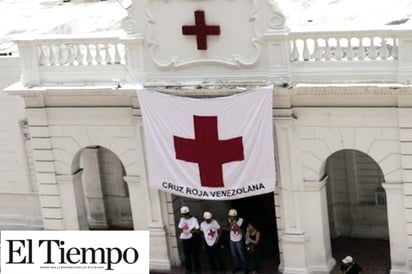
(268, 0, 286, 29)
(122, 16, 138, 35)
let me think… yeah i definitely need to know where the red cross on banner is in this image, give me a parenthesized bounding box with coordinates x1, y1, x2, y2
(182, 10, 220, 50)
(174, 116, 244, 188)
(137, 86, 276, 200)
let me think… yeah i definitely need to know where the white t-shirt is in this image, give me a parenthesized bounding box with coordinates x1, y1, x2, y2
(229, 217, 244, 242)
(178, 216, 199, 240)
(200, 219, 220, 246)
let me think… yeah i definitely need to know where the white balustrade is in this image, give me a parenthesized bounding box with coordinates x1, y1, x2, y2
(13, 29, 412, 85)
(15, 34, 128, 86)
(289, 30, 399, 62)
(35, 36, 125, 66)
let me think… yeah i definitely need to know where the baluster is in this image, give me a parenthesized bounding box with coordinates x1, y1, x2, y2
(114, 43, 121, 64)
(86, 44, 93, 65)
(324, 39, 332, 61)
(44, 45, 52, 65)
(346, 37, 354, 60)
(95, 44, 102, 64)
(75, 44, 84, 65)
(123, 44, 127, 65)
(358, 37, 365, 60)
(49, 44, 57, 66)
(302, 39, 310, 61)
(380, 37, 389, 60)
(369, 37, 377, 60)
(38, 46, 47, 66)
(105, 43, 111, 64)
(58, 44, 66, 65)
(313, 39, 322, 61)
(67, 45, 75, 65)
(392, 38, 398, 60)
(291, 40, 299, 61)
(335, 38, 343, 60)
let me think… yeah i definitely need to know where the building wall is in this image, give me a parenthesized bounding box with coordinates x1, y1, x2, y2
(2, 86, 412, 273)
(0, 57, 20, 91)
(0, 94, 42, 229)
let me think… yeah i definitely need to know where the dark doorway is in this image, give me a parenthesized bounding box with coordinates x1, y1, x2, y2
(231, 192, 280, 268)
(172, 192, 280, 273)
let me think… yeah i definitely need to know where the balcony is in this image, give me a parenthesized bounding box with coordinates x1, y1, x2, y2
(14, 28, 412, 86)
(15, 34, 129, 86)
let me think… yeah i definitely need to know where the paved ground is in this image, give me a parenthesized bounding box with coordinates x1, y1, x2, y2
(151, 237, 390, 274)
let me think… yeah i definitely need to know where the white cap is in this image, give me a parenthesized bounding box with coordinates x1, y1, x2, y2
(203, 211, 212, 220)
(228, 209, 238, 217)
(180, 206, 190, 214)
(342, 256, 353, 264)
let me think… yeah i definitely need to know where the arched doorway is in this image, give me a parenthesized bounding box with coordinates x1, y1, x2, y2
(172, 193, 280, 272)
(72, 146, 134, 230)
(325, 149, 390, 273)
(231, 193, 280, 270)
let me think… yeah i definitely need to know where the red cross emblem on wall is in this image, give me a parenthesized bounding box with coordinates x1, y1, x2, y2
(182, 10, 221, 50)
(173, 115, 244, 188)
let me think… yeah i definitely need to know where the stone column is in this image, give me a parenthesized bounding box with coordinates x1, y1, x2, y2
(123, 175, 149, 230)
(128, 114, 171, 271)
(382, 183, 409, 274)
(123, 175, 171, 271)
(147, 188, 171, 271)
(275, 117, 310, 274)
(56, 171, 88, 230)
(81, 147, 108, 229)
(303, 178, 335, 273)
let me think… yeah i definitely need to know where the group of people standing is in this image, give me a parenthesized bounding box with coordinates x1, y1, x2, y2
(178, 206, 261, 274)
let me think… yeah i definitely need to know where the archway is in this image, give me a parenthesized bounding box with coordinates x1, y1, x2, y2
(72, 146, 134, 230)
(325, 149, 390, 273)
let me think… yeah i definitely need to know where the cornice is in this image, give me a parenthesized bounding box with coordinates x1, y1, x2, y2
(7, 84, 412, 108)
(283, 85, 412, 96)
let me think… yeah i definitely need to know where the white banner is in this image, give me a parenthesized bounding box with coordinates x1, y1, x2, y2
(1, 231, 149, 274)
(138, 86, 276, 200)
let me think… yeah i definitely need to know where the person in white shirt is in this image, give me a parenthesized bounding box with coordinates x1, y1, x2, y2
(178, 206, 201, 274)
(200, 211, 226, 274)
(227, 208, 247, 273)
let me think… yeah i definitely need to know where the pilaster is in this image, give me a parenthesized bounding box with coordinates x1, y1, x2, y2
(56, 172, 88, 230)
(132, 113, 171, 270)
(123, 175, 148, 230)
(303, 178, 335, 273)
(26, 107, 64, 230)
(398, 108, 412, 272)
(275, 117, 310, 273)
(123, 177, 171, 271)
(382, 183, 409, 274)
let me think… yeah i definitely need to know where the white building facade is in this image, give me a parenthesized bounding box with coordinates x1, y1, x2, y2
(3, 0, 412, 273)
